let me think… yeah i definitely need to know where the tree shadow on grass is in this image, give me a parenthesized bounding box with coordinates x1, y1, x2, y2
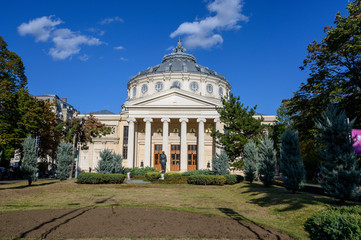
(0, 181, 57, 190)
(18, 195, 115, 238)
(239, 182, 336, 212)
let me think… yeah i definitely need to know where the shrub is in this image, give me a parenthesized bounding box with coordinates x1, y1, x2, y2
(95, 149, 123, 174)
(164, 172, 181, 180)
(304, 206, 361, 240)
(181, 169, 213, 176)
(124, 167, 157, 177)
(224, 174, 238, 185)
(152, 176, 188, 184)
(212, 151, 230, 175)
(145, 171, 161, 181)
(77, 173, 125, 184)
(20, 135, 38, 186)
(187, 175, 226, 185)
(56, 142, 73, 181)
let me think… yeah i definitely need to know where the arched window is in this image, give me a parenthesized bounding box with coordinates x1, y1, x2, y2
(190, 82, 199, 91)
(206, 84, 213, 94)
(141, 84, 148, 94)
(155, 81, 163, 91)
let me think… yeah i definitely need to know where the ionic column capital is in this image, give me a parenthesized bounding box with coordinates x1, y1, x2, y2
(214, 118, 221, 123)
(197, 118, 206, 123)
(179, 118, 189, 123)
(161, 118, 170, 123)
(127, 117, 136, 123)
(143, 117, 153, 123)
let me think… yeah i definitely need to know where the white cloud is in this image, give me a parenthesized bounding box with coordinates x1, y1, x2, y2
(166, 46, 174, 51)
(18, 16, 103, 60)
(88, 27, 105, 36)
(49, 28, 102, 60)
(79, 54, 89, 61)
(119, 57, 128, 61)
(17, 16, 62, 42)
(100, 16, 123, 25)
(170, 0, 248, 49)
(114, 46, 124, 50)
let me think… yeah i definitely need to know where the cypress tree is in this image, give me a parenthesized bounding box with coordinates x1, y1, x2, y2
(56, 142, 73, 180)
(20, 135, 38, 186)
(315, 106, 361, 201)
(212, 151, 230, 175)
(280, 128, 305, 193)
(258, 136, 276, 187)
(95, 149, 123, 174)
(243, 140, 259, 183)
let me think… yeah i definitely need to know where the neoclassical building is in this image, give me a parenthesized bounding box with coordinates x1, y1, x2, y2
(78, 40, 276, 172)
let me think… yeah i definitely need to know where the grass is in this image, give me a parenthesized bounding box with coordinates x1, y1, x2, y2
(0, 179, 359, 240)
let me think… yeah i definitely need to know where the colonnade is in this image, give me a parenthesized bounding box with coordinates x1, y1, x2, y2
(126, 117, 222, 171)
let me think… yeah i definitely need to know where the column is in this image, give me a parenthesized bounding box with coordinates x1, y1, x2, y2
(179, 118, 188, 171)
(214, 118, 222, 155)
(127, 118, 136, 168)
(161, 118, 170, 171)
(197, 118, 206, 169)
(144, 117, 153, 167)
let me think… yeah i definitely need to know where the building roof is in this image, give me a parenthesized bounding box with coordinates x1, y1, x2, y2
(90, 110, 116, 115)
(130, 40, 226, 81)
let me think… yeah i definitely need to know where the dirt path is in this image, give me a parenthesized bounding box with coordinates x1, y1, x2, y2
(0, 208, 296, 239)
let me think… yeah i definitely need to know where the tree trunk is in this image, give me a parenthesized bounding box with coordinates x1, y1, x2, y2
(69, 133, 78, 179)
(28, 178, 32, 186)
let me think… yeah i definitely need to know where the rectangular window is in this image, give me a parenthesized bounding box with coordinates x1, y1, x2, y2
(123, 126, 129, 159)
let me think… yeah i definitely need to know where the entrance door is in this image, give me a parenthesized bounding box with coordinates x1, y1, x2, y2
(187, 145, 197, 171)
(154, 144, 162, 171)
(170, 145, 180, 171)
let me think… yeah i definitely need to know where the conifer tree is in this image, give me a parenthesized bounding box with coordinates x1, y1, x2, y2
(315, 106, 361, 201)
(56, 142, 73, 180)
(212, 151, 230, 175)
(243, 140, 259, 183)
(258, 136, 276, 187)
(280, 128, 305, 193)
(95, 149, 123, 174)
(20, 135, 38, 185)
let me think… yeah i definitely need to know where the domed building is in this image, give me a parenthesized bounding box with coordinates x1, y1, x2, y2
(78, 40, 276, 172)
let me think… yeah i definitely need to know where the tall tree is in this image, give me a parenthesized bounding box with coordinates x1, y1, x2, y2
(20, 135, 38, 186)
(212, 151, 230, 175)
(280, 128, 305, 193)
(243, 139, 259, 183)
(258, 136, 276, 187)
(57, 114, 111, 178)
(95, 149, 123, 174)
(315, 106, 361, 201)
(56, 142, 73, 180)
(212, 92, 265, 163)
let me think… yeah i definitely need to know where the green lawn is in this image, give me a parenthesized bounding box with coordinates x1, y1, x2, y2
(0, 179, 356, 239)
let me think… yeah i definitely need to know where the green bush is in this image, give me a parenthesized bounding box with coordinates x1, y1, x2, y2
(145, 171, 161, 181)
(224, 175, 238, 185)
(181, 169, 213, 176)
(77, 173, 125, 184)
(124, 167, 157, 177)
(152, 176, 188, 184)
(187, 175, 226, 186)
(304, 206, 361, 240)
(164, 172, 181, 180)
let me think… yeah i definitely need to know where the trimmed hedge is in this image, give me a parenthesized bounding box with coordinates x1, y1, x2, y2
(145, 172, 161, 181)
(152, 176, 188, 184)
(123, 167, 157, 177)
(182, 169, 213, 176)
(187, 175, 226, 185)
(304, 206, 361, 240)
(224, 174, 242, 185)
(164, 172, 182, 180)
(77, 173, 125, 184)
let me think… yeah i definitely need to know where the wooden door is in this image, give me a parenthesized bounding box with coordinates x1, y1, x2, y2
(154, 144, 162, 171)
(170, 145, 180, 171)
(187, 145, 197, 171)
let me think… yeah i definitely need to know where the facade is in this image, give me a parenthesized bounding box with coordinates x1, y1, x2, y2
(78, 40, 276, 172)
(35, 94, 77, 122)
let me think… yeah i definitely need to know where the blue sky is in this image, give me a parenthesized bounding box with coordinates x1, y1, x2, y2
(1, 0, 349, 115)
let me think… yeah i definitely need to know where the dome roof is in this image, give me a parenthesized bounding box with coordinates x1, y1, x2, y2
(130, 40, 226, 81)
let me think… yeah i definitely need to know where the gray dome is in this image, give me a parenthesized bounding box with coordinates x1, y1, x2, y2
(130, 40, 226, 81)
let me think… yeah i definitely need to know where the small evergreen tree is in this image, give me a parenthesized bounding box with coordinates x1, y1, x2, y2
(212, 151, 230, 175)
(315, 106, 361, 201)
(95, 149, 123, 174)
(20, 135, 38, 186)
(258, 136, 276, 187)
(243, 140, 259, 183)
(280, 128, 305, 193)
(56, 142, 73, 180)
